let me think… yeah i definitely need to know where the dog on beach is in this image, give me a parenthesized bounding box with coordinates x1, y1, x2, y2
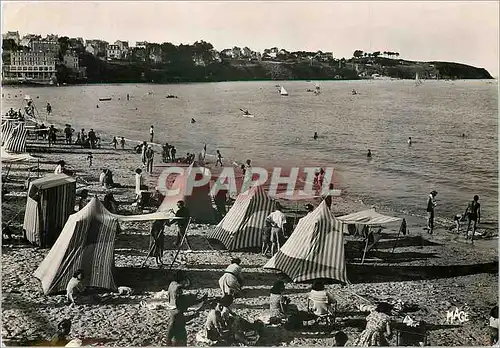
(117, 286, 134, 296)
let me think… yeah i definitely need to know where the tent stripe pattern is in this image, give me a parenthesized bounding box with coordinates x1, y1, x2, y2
(34, 198, 119, 295)
(208, 185, 275, 250)
(4, 122, 27, 153)
(1, 120, 16, 144)
(23, 174, 77, 248)
(337, 209, 401, 225)
(264, 200, 348, 283)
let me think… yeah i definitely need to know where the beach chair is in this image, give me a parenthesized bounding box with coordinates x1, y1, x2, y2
(306, 292, 337, 327)
(361, 227, 383, 264)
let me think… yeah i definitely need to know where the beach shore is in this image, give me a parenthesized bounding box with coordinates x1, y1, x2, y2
(1, 136, 498, 346)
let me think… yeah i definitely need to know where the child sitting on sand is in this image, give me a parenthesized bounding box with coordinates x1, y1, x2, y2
(66, 270, 85, 306)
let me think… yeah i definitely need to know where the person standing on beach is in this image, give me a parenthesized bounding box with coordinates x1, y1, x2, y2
(149, 125, 154, 142)
(87, 153, 93, 168)
(46, 102, 52, 115)
(216, 150, 223, 167)
(171, 146, 177, 162)
(88, 129, 97, 149)
(266, 203, 286, 256)
(314, 132, 318, 140)
(141, 141, 147, 166)
(48, 125, 57, 146)
(426, 190, 438, 234)
(80, 129, 86, 148)
(463, 195, 481, 241)
(120, 137, 125, 149)
(167, 200, 190, 248)
(110, 136, 118, 149)
(145, 145, 155, 173)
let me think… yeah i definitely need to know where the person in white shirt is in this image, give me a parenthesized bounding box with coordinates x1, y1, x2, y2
(66, 269, 85, 305)
(99, 169, 106, 187)
(408, 137, 412, 145)
(54, 160, 66, 174)
(266, 203, 286, 256)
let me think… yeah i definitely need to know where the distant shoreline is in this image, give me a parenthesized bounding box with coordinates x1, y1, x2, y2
(1, 77, 496, 88)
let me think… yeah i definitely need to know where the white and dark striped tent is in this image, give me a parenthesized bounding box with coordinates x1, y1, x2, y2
(4, 122, 28, 153)
(1, 120, 16, 143)
(264, 200, 348, 284)
(157, 162, 217, 223)
(208, 185, 276, 250)
(23, 174, 77, 248)
(34, 198, 119, 295)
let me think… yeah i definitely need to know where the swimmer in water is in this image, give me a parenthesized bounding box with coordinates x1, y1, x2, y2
(313, 132, 318, 140)
(367, 149, 372, 158)
(408, 137, 412, 145)
(191, 118, 196, 124)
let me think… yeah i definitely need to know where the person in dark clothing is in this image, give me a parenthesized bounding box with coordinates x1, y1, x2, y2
(367, 149, 372, 158)
(88, 129, 96, 149)
(463, 195, 481, 241)
(214, 189, 227, 220)
(426, 190, 438, 234)
(171, 146, 177, 162)
(48, 125, 57, 146)
(50, 318, 71, 346)
(323, 183, 335, 210)
(103, 193, 118, 213)
(313, 132, 318, 140)
(148, 219, 167, 266)
(168, 200, 190, 248)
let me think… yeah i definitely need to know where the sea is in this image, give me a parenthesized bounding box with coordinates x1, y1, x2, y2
(2, 79, 498, 226)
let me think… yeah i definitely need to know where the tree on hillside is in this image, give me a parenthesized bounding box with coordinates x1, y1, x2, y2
(372, 51, 381, 58)
(353, 50, 364, 58)
(2, 39, 18, 52)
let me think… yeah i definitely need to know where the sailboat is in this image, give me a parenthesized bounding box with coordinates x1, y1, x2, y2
(280, 86, 289, 96)
(415, 73, 423, 86)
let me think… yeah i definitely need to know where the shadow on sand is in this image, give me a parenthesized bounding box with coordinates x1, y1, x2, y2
(347, 261, 498, 283)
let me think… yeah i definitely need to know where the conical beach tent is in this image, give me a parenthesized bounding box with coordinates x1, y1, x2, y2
(34, 197, 119, 295)
(264, 200, 348, 283)
(208, 185, 275, 250)
(157, 162, 217, 223)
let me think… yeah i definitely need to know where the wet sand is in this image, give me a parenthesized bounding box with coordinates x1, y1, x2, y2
(1, 136, 498, 346)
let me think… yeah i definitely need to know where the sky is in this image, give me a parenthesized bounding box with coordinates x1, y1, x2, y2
(2, 1, 499, 77)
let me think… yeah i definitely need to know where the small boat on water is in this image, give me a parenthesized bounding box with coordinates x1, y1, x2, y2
(280, 86, 289, 96)
(166, 95, 178, 99)
(99, 97, 112, 101)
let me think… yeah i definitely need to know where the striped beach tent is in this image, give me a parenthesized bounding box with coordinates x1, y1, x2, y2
(34, 197, 119, 295)
(1, 119, 17, 143)
(157, 162, 217, 223)
(23, 174, 77, 248)
(4, 122, 27, 153)
(208, 185, 276, 250)
(264, 200, 348, 284)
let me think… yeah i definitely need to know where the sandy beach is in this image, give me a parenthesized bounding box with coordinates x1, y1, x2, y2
(1, 134, 498, 347)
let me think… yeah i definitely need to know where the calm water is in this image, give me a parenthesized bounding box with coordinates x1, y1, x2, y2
(2, 80, 498, 224)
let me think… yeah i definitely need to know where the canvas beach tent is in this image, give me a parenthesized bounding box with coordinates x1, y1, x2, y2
(34, 197, 119, 294)
(157, 162, 217, 223)
(208, 185, 276, 250)
(23, 174, 77, 248)
(264, 200, 348, 284)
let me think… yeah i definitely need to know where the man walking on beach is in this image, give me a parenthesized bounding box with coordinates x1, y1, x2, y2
(426, 190, 438, 234)
(149, 125, 154, 143)
(463, 195, 481, 242)
(145, 145, 155, 173)
(88, 129, 97, 149)
(120, 137, 125, 149)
